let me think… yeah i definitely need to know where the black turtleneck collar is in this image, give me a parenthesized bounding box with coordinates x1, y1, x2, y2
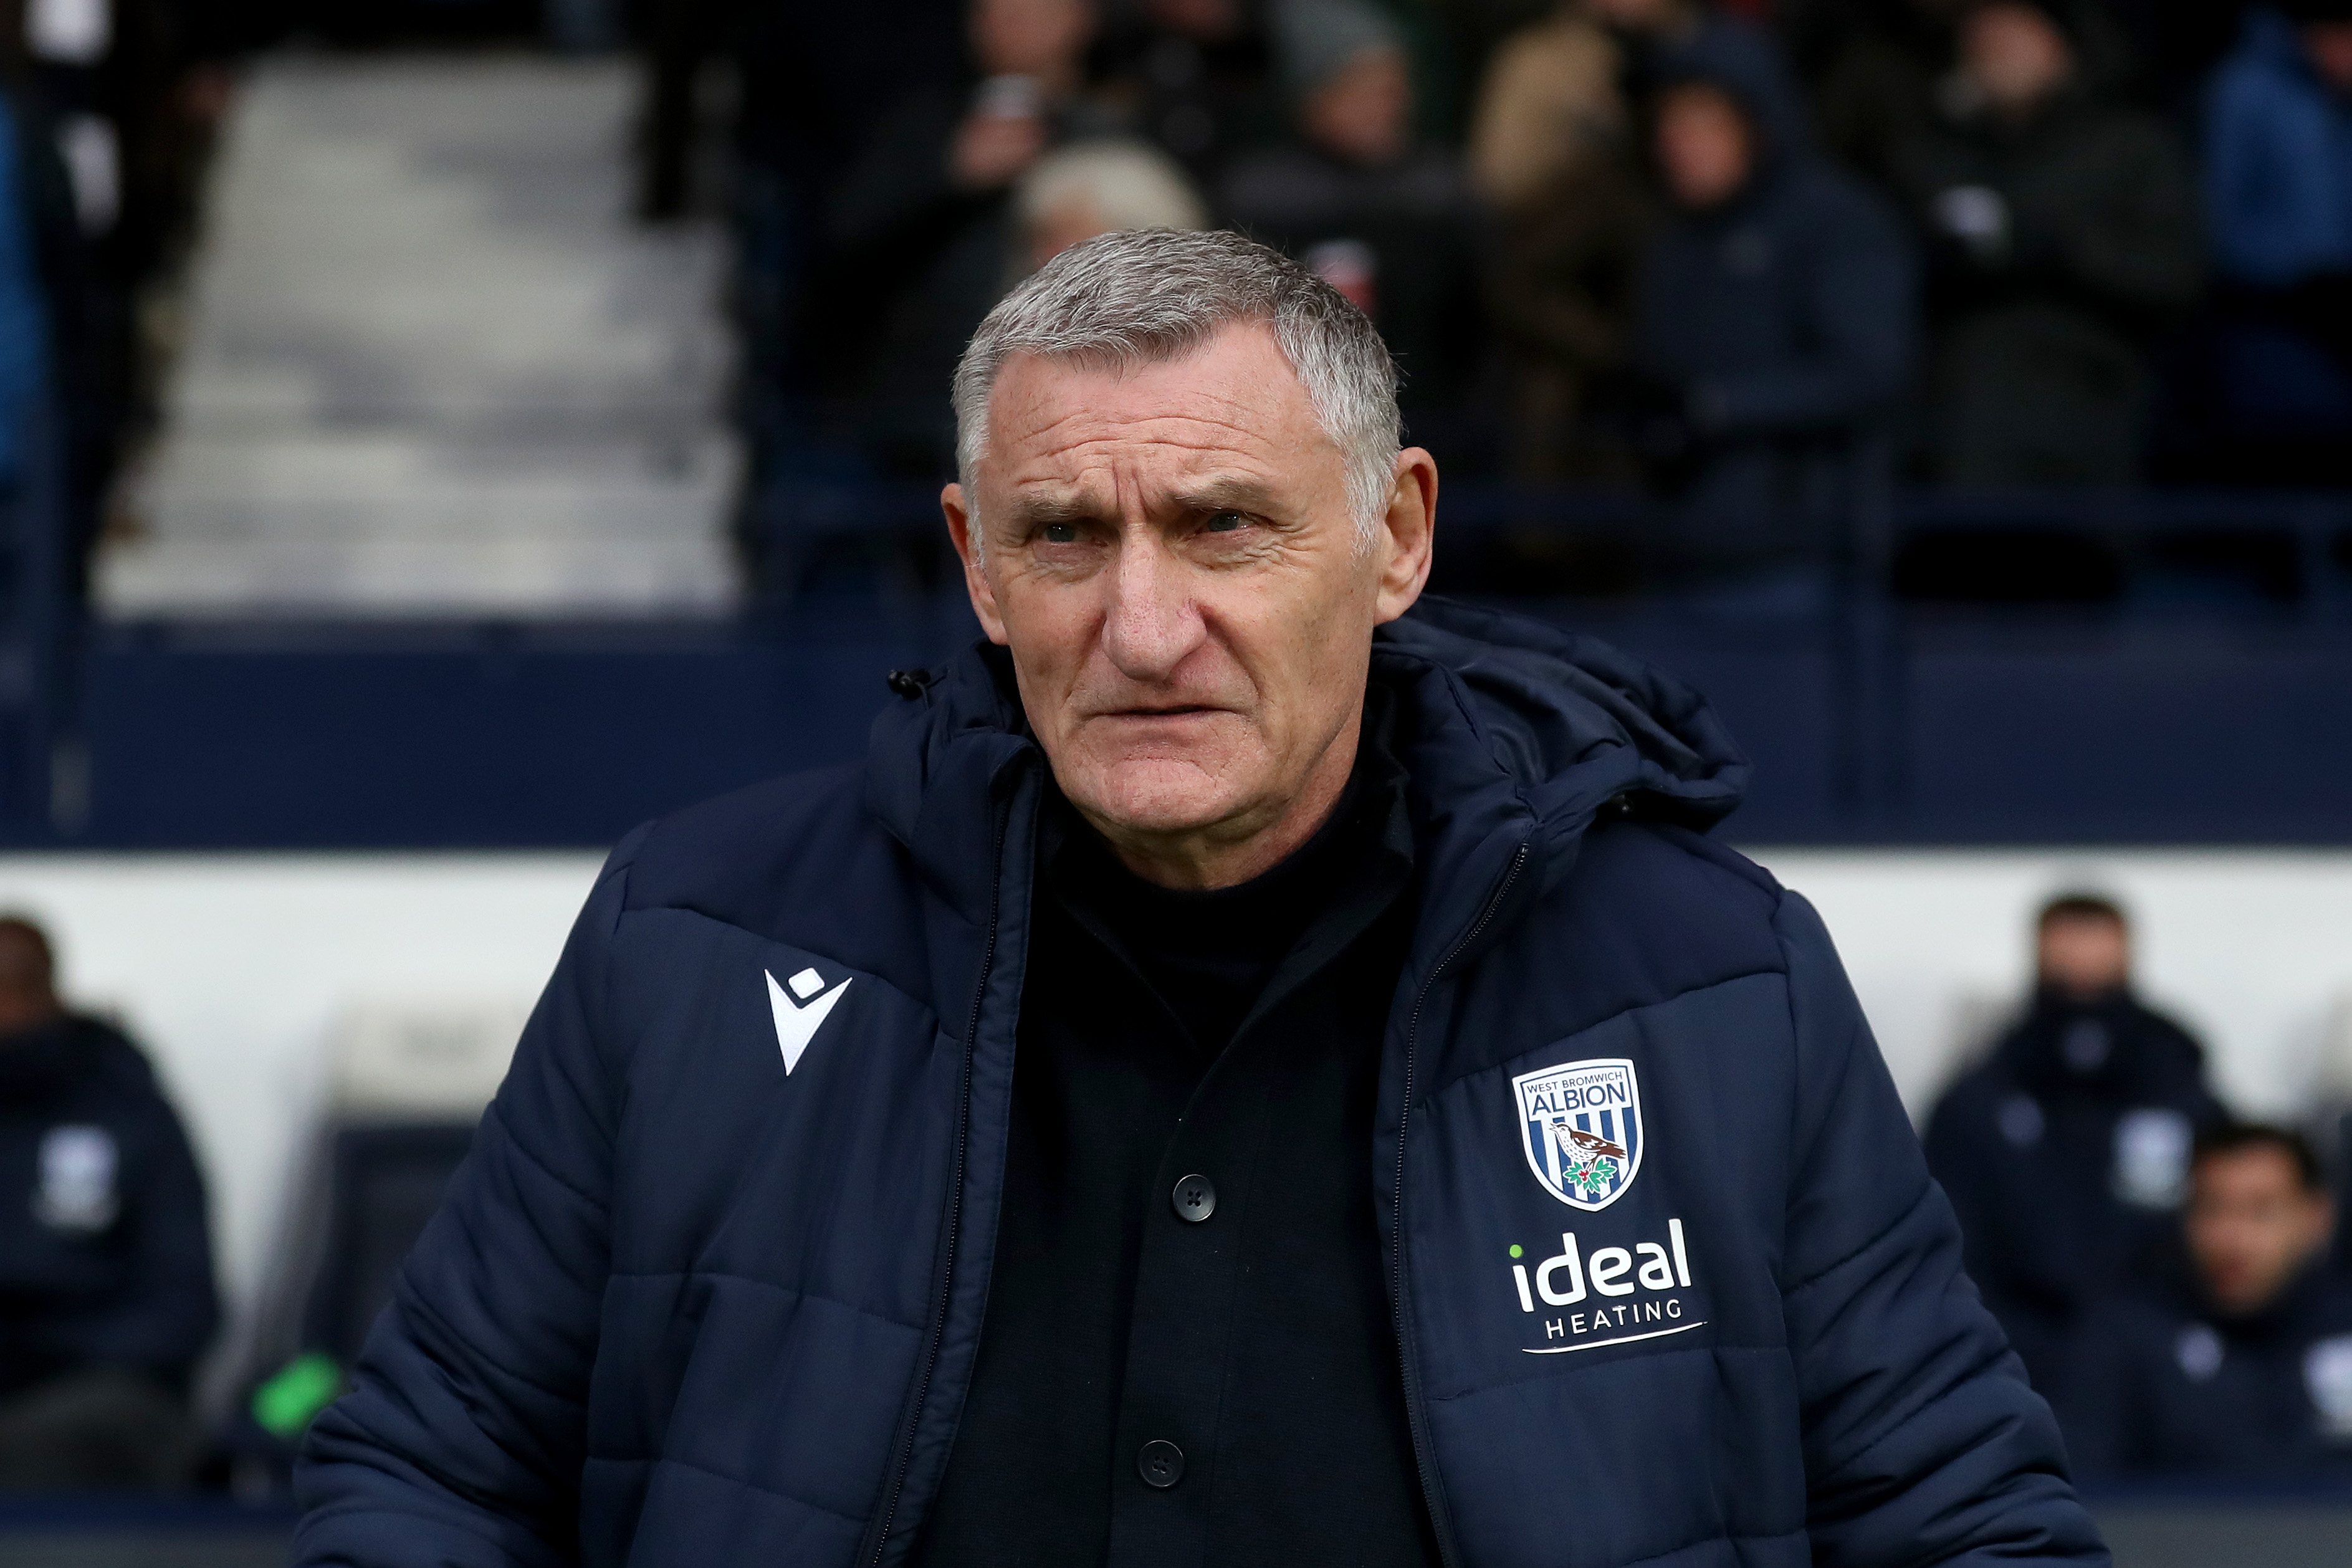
(1041, 699, 1413, 1059)
(2000, 983, 2199, 1096)
(0, 1016, 81, 1102)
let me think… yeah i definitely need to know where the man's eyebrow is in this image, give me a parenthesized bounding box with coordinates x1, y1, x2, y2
(1002, 490, 1106, 527)
(1169, 476, 1283, 515)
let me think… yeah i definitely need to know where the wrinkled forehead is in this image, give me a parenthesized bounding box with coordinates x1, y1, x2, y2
(978, 323, 1342, 502)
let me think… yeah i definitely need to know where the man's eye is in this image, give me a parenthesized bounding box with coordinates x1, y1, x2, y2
(1041, 522, 1080, 544)
(1203, 510, 1246, 534)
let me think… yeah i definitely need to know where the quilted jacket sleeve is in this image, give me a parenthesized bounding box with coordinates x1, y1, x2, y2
(1772, 892, 2108, 1567)
(291, 836, 642, 1567)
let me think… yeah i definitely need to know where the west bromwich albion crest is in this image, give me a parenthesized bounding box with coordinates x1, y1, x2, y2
(1513, 1057, 1644, 1211)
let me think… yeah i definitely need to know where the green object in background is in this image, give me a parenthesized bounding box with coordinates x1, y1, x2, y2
(252, 1352, 343, 1440)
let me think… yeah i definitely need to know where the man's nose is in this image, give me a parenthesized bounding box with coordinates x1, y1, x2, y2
(1098, 533, 1204, 681)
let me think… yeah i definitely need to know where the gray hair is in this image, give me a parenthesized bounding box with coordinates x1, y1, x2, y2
(952, 228, 1402, 550)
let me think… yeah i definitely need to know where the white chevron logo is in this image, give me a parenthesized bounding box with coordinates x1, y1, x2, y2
(765, 966, 851, 1074)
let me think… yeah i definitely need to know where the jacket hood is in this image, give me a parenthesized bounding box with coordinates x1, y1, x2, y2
(1367, 599, 1744, 887)
(1650, 16, 1815, 174)
(2241, 6, 2325, 73)
(865, 598, 1747, 924)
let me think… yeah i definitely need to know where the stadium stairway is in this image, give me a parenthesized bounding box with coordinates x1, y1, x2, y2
(95, 53, 739, 618)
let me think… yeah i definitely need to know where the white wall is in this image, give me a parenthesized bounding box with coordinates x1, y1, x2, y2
(0, 854, 603, 1314)
(3, 848, 2350, 1324)
(1750, 849, 2352, 1122)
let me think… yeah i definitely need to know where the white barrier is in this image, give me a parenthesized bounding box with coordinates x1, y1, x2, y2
(0, 847, 2347, 1321)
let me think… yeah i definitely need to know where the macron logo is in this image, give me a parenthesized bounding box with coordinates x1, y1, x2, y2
(765, 967, 851, 1074)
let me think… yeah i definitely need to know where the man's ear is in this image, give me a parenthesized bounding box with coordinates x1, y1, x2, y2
(943, 482, 1010, 645)
(1372, 447, 1438, 624)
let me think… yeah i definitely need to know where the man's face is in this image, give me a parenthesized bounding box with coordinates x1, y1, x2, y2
(1655, 84, 1755, 211)
(0, 929, 60, 1041)
(971, 0, 1096, 80)
(2305, 22, 2352, 93)
(943, 322, 1435, 887)
(1961, 3, 2074, 116)
(1303, 47, 1414, 169)
(1587, 0, 1682, 35)
(2037, 913, 2129, 998)
(2186, 1145, 2333, 1317)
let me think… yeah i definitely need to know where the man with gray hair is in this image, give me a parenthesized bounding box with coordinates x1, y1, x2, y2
(296, 229, 2104, 1567)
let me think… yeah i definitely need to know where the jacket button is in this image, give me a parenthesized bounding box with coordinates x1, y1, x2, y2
(1172, 1174, 1216, 1223)
(1138, 1439, 1185, 1488)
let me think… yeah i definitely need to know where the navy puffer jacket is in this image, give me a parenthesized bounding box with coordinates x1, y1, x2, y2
(294, 600, 2105, 1568)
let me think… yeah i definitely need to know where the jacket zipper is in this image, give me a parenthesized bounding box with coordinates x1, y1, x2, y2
(1394, 841, 1529, 1568)
(866, 801, 1010, 1567)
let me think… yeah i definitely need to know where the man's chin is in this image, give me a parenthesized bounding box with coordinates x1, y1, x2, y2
(1068, 760, 1251, 842)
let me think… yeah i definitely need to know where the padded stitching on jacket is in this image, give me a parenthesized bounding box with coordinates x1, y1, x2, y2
(1423, 1342, 1786, 1407)
(634, 1453, 869, 1526)
(1423, 963, 1787, 1105)
(481, 1097, 607, 1213)
(603, 1268, 927, 1335)
(390, 1282, 587, 1412)
(1779, 1152, 1936, 1301)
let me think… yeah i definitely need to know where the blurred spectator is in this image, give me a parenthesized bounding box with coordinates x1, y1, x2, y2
(2106, 0, 2254, 108)
(0, 60, 118, 596)
(0, 916, 217, 1489)
(1470, 2, 1652, 480)
(676, 0, 962, 448)
(1013, 139, 1208, 270)
(0, 85, 59, 496)
(1882, 0, 2201, 487)
(805, 0, 1112, 471)
(1809, 0, 1967, 191)
(1094, 0, 1279, 183)
(2191, 1, 2352, 482)
(1221, 0, 1483, 422)
(10, 0, 237, 565)
(1924, 893, 2227, 1390)
(1626, 51, 1914, 584)
(2056, 1124, 2352, 1476)
(1586, 0, 1814, 152)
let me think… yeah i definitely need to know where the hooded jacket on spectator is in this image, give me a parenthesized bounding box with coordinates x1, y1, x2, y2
(1472, 6, 1651, 482)
(1633, 41, 1915, 573)
(1882, 10, 2202, 486)
(2205, 6, 2352, 289)
(0, 1015, 219, 1397)
(2191, 6, 2352, 459)
(1924, 987, 2226, 1392)
(294, 601, 2101, 1567)
(1222, 3, 1486, 424)
(2054, 1264, 2352, 1477)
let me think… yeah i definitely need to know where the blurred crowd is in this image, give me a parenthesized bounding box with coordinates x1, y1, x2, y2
(640, 0, 2352, 590)
(0, 0, 241, 598)
(4, 0, 2348, 603)
(1927, 893, 2352, 1480)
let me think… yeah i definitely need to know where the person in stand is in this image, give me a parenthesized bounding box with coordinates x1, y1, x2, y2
(2055, 1123, 2352, 1476)
(1881, 0, 2202, 486)
(1469, 2, 1653, 484)
(1219, 0, 1486, 433)
(1925, 892, 2228, 1392)
(1626, 46, 1915, 593)
(803, 0, 1109, 474)
(0, 916, 219, 1489)
(2191, 0, 2352, 483)
(292, 227, 2103, 1567)
(1092, 0, 1281, 188)
(1584, 0, 1815, 153)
